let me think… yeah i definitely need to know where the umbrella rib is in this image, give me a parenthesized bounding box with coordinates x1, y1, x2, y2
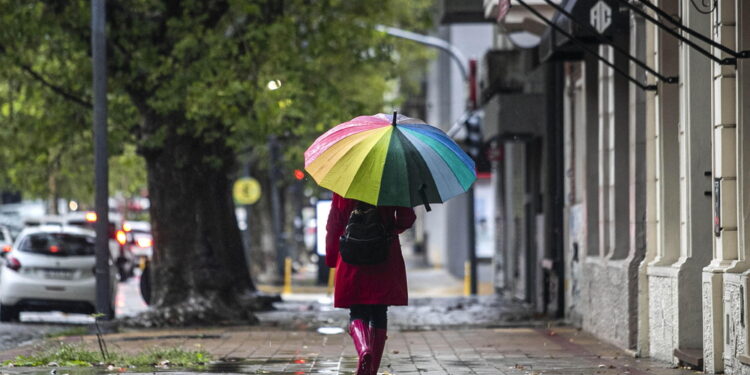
(400, 126, 476, 191)
(399, 123, 475, 170)
(342, 128, 393, 204)
(316, 127, 392, 200)
(392, 130, 442, 206)
(398, 128, 468, 202)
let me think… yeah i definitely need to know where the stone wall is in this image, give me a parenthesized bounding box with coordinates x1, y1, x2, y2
(647, 273, 677, 363)
(581, 260, 633, 349)
(724, 274, 749, 375)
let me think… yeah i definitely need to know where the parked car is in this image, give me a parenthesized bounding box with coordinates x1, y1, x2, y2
(62, 212, 136, 281)
(0, 225, 118, 321)
(0, 225, 13, 255)
(120, 220, 152, 263)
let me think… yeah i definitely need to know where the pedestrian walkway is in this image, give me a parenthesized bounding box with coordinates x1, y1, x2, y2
(0, 326, 696, 374)
(257, 251, 494, 299)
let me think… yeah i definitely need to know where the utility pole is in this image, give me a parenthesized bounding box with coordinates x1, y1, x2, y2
(268, 135, 286, 282)
(92, 0, 111, 319)
(466, 59, 479, 295)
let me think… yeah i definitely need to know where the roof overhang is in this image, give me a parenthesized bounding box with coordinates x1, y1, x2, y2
(439, 0, 491, 24)
(538, 0, 628, 61)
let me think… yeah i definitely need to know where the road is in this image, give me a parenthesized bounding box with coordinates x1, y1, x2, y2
(0, 273, 149, 351)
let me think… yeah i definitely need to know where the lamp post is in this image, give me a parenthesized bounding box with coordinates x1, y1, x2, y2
(92, 0, 111, 319)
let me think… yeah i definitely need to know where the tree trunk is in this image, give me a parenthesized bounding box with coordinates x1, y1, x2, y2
(138, 124, 260, 326)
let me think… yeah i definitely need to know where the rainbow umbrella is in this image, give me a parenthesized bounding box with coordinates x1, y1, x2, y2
(304, 112, 476, 211)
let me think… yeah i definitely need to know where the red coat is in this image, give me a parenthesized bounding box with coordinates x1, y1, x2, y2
(325, 194, 416, 308)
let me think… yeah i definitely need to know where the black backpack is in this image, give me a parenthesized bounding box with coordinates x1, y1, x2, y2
(339, 201, 393, 265)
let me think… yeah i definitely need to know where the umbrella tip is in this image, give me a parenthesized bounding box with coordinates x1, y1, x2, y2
(392, 110, 397, 126)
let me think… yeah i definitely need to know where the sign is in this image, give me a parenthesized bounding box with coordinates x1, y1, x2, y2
(233, 177, 261, 205)
(590, 0, 612, 34)
(474, 179, 495, 259)
(496, 0, 511, 22)
(316, 200, 332, 256)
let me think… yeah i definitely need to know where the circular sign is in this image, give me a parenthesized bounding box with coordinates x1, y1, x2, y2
(233, 177, 261, 205)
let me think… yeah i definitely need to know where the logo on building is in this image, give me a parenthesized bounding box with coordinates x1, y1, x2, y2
(590, 1, 612, 34)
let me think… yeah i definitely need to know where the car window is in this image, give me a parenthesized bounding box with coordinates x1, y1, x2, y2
(67, 220, 116, 238)
(19, 233, 95, 256)
(0, 231, 5, 242)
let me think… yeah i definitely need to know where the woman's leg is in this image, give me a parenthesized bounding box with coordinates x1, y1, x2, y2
(369, 305, 388, 374)
(369, 305, 387, 329)
(350, 305, 370, 324)
(349, 305, 372, 374)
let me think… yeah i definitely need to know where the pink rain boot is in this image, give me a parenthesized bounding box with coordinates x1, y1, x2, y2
(370, 327, 387, 374)
(349, 319, 372, 375)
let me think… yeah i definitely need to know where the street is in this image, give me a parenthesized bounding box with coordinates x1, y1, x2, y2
(0, 274, 148, 351)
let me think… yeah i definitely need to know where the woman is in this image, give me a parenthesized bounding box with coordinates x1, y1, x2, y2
(326, 193, 416, 375)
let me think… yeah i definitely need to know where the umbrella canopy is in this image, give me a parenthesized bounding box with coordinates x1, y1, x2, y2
(304, 112, 476, 209)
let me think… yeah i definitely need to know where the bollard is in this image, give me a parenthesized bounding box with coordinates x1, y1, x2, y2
(327, 267, 336, 296)
(283, 257, 292, 294)
(464, 261, 471, 296)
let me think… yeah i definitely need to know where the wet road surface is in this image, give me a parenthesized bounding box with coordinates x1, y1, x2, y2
(0, 275, 147, 351)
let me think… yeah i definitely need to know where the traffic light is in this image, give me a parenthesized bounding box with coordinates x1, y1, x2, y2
(294, 169, 305, 180)
(465, 111, 482, 161)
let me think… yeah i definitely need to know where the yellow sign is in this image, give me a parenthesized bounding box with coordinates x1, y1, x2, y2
(233, 177, 261, 205)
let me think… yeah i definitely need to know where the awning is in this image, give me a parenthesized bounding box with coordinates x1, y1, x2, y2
(439, 0, 489, 24)
(538, 0, 626, 62)
(519, 0, 660, 90)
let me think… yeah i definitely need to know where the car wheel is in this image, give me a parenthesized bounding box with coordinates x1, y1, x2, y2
(140, 263, 151, 305)
(127, 262, 136, 278)
(0, 304, 19, 322)
(116, 259, 130, 282)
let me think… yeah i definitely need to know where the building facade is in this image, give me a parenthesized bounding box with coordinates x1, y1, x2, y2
(465, 0, 750, 372)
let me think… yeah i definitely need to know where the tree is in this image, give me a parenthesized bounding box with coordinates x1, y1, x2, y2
(0, 0, 433, 325)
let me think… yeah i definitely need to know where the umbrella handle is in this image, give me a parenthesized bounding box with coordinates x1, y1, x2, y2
(419, 184, 431, 212)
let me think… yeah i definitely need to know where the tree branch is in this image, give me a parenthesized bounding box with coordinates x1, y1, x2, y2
(17, 63, 93, 109)
(0, 40, 93, 109)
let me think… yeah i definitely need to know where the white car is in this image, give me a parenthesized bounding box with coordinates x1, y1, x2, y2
(0, 225, 13, 255)
(62, 211, 136, 281)
(121, 220, 152, 260)
(0, 225, 117, 322)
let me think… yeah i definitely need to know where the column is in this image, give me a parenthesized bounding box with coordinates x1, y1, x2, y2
(703, 0, 739, 372)
(647, 0, 681, 364)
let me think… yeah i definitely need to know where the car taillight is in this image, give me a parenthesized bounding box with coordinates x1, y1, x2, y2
(136, 237, 152, 248)
(6, 257, 20, 271)
(116, 230, 127, 246)
(2, 245, 10, 253)
(49, 245, 60, 253)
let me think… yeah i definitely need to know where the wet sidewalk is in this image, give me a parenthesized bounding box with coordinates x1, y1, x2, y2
(0, 326, 697, 374)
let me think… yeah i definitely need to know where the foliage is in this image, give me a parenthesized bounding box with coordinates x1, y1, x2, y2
(0, 0, 433, 194)
(3, 342, 210, 368)
(4, 342, 102, 367)
(0, 0, 434, 318)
